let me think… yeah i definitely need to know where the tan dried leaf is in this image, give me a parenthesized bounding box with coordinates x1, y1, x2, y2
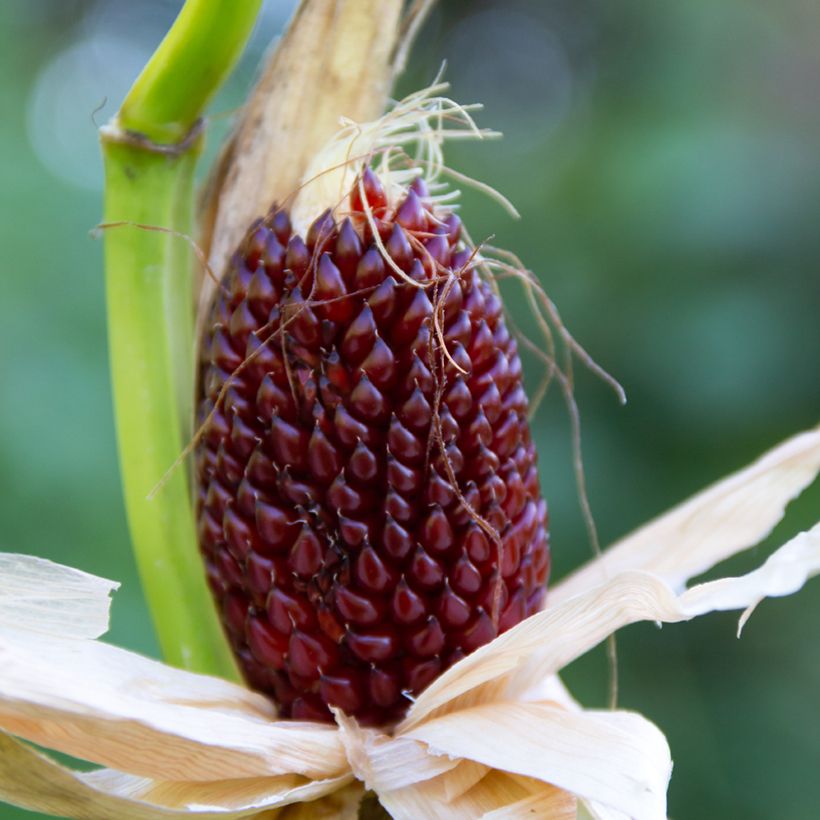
(0, 553, 118, 640)
(378, 769, 573, 819)
(0, 732, 350, 819)
(0, 628, 345, 781)
(403, 702, 670, 819)
(553, 425, 820, 603)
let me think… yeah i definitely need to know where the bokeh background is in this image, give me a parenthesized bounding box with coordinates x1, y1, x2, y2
(1, 0, 818, 817)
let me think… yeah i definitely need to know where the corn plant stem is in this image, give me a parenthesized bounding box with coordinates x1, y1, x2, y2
(101, 135, 235, 678)
(99, 0, 262, 677)
(118, 0, 263, 144)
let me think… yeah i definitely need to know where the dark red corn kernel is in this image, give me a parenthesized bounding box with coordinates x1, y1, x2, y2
(341, 304, 378, 363)
(334, 219, 363, 279)
(385, 488, 415, 524)
(457, 609, 497, 653)
(354, 248, 386, 290)
(499, 587, 527, 633)
(369, 665, 401, 708)
(245, 553, 274, 605)
(367, 276, 399, 325)
(350, 167, 388, 215)
(383, 515, 414, 561)
(215, 549, 244, 589)
(267, 587, 315, 635)
(231, 478, 253, 518)
(254, 500, 298, 552)
(359, 337, 395, 389)
(333, 404, 370, 449)
(385, 224, 414, 271)
(268, 208, 291, 242)
(320, 670, 365, 713)
(406, 616, 446, 658)
(289, 525, 325, 577)
(451, 551, 483, 597)
(425, 467, 456, 508)
(314, 254, 352, 323)
(222, 590, 249, 637)
(409, 546, 446, 591)
(421, 505, 455, 555)
(437, 583, 472, 628)
(348, 374, 388, 423)
(395, 189, 427, 233)
(306, 209, 336, 251)
(392, 577, 427, 625)
(291, 694, 330, 722)
(195, 171, 549, 724)
(355, 545, 399, 593)
(246, 615, 288, 668)
(346, 627, 400, 662)
(317, 603, 345, 642)
(288, 630, 338, 680)
(335, 585, 383, 626)
(404, 656, 442, 695)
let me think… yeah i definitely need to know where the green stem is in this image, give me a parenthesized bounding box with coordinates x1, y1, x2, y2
(119, 0, 263, 145)
(100, 0, 262, 678)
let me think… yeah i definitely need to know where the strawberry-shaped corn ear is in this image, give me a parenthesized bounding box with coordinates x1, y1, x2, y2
(195, 166, 550, 725)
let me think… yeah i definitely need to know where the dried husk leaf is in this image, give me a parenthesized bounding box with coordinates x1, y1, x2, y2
(402, 702, 670, 819)
(553, 425, 820, 603)
(0, 732, 348, 819)
(677, 521, 819, 631)
(430, 760, 489, 803)
(333, 710, 458, 793)
(0, 628, 344, 780)
(377, 769, 572, 819)
(481, 782, 577, 820)
(0, 553, 118, 640)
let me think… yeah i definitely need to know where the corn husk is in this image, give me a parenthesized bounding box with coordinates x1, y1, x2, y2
(1, 427, 818, 819)
(0, 553, 118, 640)
(553, 425, 820, 602)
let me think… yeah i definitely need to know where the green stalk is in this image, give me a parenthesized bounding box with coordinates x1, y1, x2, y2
(100, 0, 262, 678)
(118, 0, 263, 144)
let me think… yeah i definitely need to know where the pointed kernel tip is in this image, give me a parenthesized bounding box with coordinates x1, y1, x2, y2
(285, 234, 310, 274)
(409, 176, 430, 199)
(307, 208, 336, 249)
(315, 253, 347, 298)
(334, 218, 363, 275)
(354, 247, 386, 290)
(386, 223, 414, 270)
(395, 189, 428, 233)
(354, 166, 387, 212)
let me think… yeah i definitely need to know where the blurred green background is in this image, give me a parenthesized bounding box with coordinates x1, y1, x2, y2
(0, 0, 817, 817)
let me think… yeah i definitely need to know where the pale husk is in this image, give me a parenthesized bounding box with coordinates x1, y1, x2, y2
(0, 733, 349, 819)
(0, 553, 118, 640)
(401, 703, 670, 819)
(553, 425, 820, 602)
(378, 769, 575, 820)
